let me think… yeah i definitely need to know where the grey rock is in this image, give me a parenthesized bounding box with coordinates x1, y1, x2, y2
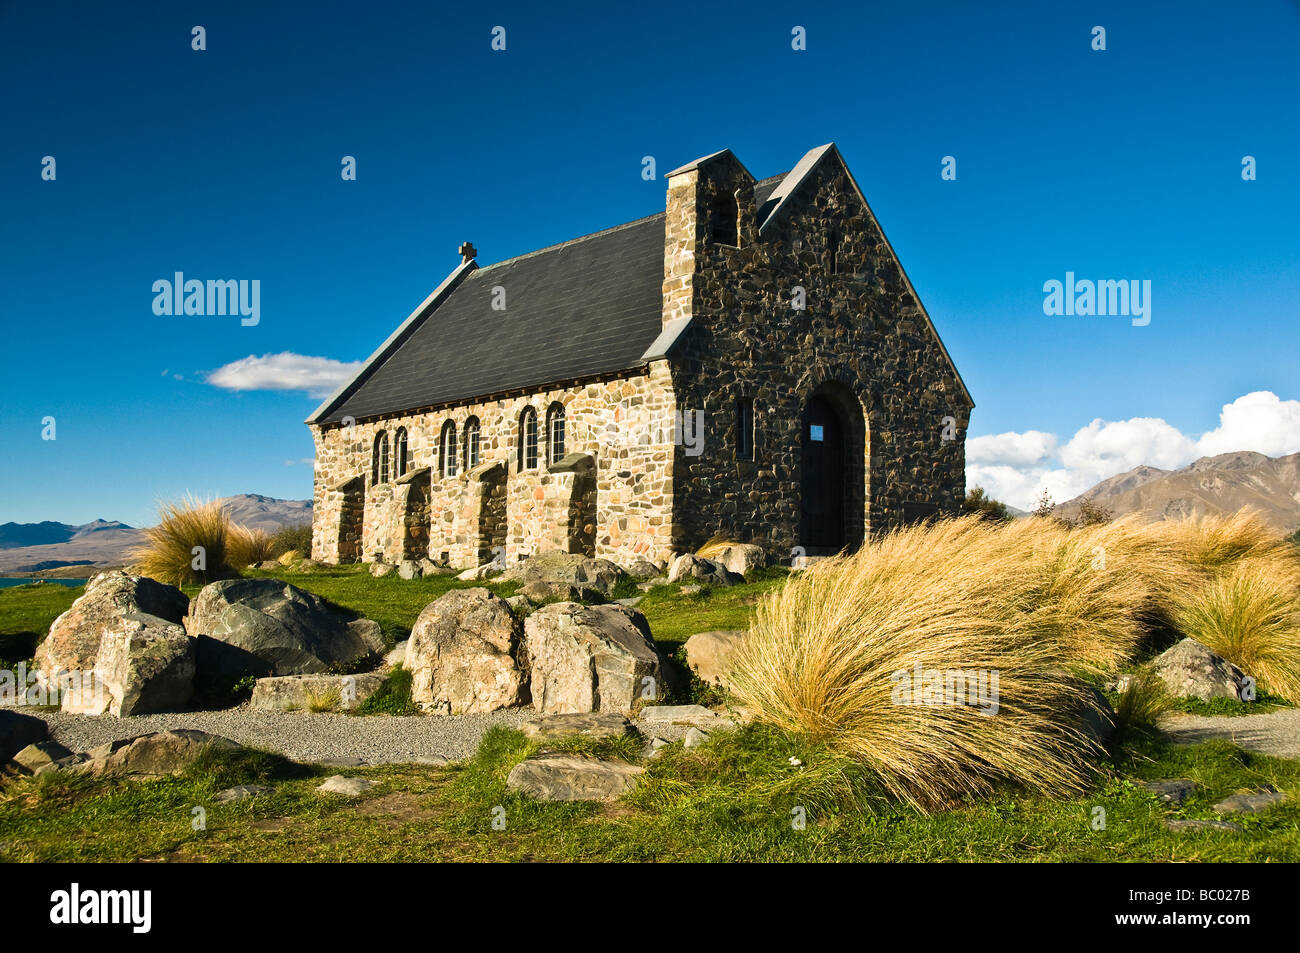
(518, 711, 634, 741)
(506, 753, 644, 801)
(79, 729, 241, 778)
(384, 641, 409, 669)
(456, 562, 501, 581)
(646, 736, 671, 758)
(371, 561, 395, 578)
(638, 704, 730, 728)
(397, 560, 422, 580)
(502, 553, 625, 597)
(615, 597, 643, 609)
(683, 630, 746, 691)
(623, 558, 664, 580)
(668, 554, 743, 587)
(316, 775, 376, 796)
(249, 673, 386, 712)
(505, 595, 532, 614)
(417, 557, 442, 576)
(214, 784, 272, 803)
(1166, 819, 1244, 833)
(524, 603, 667, 715)
(186, 578, 384, 678)
(1213, 791, 1289, 815)
(1149, 638, 1248, 702)
(683, 726, 710, 748)
(519, 580, 605, 604)
(34, 571, 194, 716)
(714, 543, 766, 577)
(637, 577, 669, 592)
(10, 740, 75, 775)
(0, 710, 48, 763)
(1137, 779, 1197, 804)
(406, 588, 527, 715)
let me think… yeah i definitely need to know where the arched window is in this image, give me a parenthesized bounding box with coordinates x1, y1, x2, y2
(464, 416, 481, 470)
(518, 406, 538, 470)
(709, 189, 739, 246)
(546, 402, 566, 465)
(394, 428, 409, 478)
(373, 431, 390, 485)
(439, 420, 458, 477)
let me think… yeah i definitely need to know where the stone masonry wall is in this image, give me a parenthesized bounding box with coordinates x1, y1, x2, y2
(662, 152, 972, 560)
(310, 365, 679, 569)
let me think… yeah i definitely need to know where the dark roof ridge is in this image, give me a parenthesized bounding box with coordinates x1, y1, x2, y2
(476, 212, 666, 273)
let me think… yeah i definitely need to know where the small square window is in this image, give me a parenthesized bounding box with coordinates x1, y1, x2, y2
(809, 424, 824, 442)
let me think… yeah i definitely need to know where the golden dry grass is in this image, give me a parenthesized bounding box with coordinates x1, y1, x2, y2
(1172, 555, 1300, 703)
(227, 524, 276, 569)
(128, 496, 232, 587)
(730, 510, 1300, 810)
(696, 535, 743, 560)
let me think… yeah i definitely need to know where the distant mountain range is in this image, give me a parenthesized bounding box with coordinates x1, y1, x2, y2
(0, 495, 312, 574)
(1054, 451, 1300, 532)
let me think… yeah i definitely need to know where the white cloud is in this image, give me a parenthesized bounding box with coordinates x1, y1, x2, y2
(206, 352, 362, 400)
(967, 391, 1300, 510)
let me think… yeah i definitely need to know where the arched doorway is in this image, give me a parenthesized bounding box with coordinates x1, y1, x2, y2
(799, 386, 866, 554)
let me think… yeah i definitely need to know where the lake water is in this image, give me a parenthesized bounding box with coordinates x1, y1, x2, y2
(0, 578, 87, 590)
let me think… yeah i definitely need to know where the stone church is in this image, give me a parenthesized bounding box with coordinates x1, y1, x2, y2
(307, 143, 973, 569)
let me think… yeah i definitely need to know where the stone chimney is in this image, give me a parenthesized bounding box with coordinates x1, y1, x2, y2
(661, 150, 755, 328)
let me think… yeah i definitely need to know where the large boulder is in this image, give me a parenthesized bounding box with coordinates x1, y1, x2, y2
(524, 603, 667, 714)
(78, 729, 241, 779)
(519, 581, 604, 605)
(502, 553, 625, 597)
(34, 571, 194, 716)
(406, 588, 528, 715)
(186, 578, 384, 678)
(0, 710, 48, 763)
(667, 554, 743, 587)
(683, 630, 746, 691)
(1149, 638, 1248, 702)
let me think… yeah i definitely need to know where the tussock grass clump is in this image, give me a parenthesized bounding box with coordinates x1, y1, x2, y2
(1172, 557, 1300, 703)
(227, 524, 276, 569)
(729, 510, 1300, 811)
(730, 519, 1109, 812)
(128, 496, 232, 586)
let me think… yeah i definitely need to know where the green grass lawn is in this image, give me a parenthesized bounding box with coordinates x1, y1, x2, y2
(2, 724, 1296, 862)
(0, 583, 80, 667)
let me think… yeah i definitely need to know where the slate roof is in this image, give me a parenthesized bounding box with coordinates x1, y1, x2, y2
(311, 174, 790, 426)
(312, 214, 668, 425)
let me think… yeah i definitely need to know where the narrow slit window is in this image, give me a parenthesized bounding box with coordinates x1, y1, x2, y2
(394, 428, 408, 478)
(373, 431, 390, 485)
(519, 407, 538, 470)
(736, 398, 755, 461)
(440, 420, 458, 477)
(547, 403, 566, 464)
(464, 417, 480, 470)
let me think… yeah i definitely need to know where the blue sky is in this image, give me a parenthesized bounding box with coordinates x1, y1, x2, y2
(1, 0, 1297, 524)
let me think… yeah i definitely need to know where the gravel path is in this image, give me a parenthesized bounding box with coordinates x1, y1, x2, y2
(41, 707, 538, 765)
(1160, 708, 1300, 760)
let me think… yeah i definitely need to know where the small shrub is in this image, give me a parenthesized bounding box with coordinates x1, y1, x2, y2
(128, 496, 232, 586)
(270, 523, 314, 559)
(962, 486, 1010, 522)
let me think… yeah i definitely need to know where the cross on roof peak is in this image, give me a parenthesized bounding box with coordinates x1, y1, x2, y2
(459, 242, 477, 262)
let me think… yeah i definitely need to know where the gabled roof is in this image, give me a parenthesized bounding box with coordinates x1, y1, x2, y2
(309, 144, 971, 426)
(309, 215, 667, 425)
(757, 142, 974, 408)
